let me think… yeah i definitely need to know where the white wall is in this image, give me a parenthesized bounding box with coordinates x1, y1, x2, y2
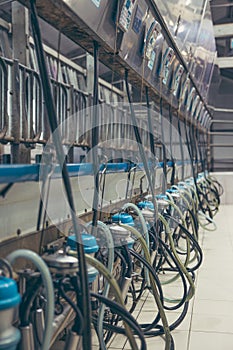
(210, 172, 233, 204)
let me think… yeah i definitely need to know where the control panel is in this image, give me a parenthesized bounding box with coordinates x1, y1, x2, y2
(132, 4, 144, 34)
(142, 20, 161, 71)
(173, 64, 184, 96)
(118, 0, 136, 32)
(162, 47, 174, 84)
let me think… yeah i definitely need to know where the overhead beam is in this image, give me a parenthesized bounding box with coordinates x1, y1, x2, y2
(211, 3, 233, 8)
(215, 56, 233, 68)
(214, 23, 233, 38)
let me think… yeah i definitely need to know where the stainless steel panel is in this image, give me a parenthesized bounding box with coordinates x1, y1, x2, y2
(63, 0, 108, 36)
(118, 0, 167, 95)
(118, 0, 147, 76)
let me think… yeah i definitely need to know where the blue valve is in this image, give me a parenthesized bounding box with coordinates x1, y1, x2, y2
(137, 201, 154, 210)
(112, 213, 135, 226)
(67, 233, 99, 255)
(0, 277, 21, 350)
(67, 233, 99, 283)
(156, 194, 169, 200)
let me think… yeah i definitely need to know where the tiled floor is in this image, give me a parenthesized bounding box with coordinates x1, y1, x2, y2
(106, 204, 233, 350)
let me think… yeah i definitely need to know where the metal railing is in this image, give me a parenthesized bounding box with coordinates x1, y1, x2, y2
(0, 55, 156, 155)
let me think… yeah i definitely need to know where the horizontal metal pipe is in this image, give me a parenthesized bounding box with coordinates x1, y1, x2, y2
(210, 120, 233, 124)
(210, 144, 233, 147)
(211, 132, 233, 135)
(208, 106, 233, 113)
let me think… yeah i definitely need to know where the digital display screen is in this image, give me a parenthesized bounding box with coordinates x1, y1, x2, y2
(132, 5, 143, 34)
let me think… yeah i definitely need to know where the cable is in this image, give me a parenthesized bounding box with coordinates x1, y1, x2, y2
(168, 105, 176, 186)
(125, 69, 159, 237)
(177, 113, 185, 181)
(157, 238, 188, 308)
(20, 276, 42, 326)
(0, 257, 13, 278)
(58, 280, 84, 335)
(129, 248, 186, 313)
(145, 86, 156, 190)
(160, 98, 168, 193)
(119, 223, 172, 350)
(91, 41, 100, 231)
(85, 254, 139, 350)
(91, 292, 147, 350)
(122, 202, 151, 285)
(29, 2, 92, 348)
(164, 215, 203, 271)
(158, 214, 195, 301)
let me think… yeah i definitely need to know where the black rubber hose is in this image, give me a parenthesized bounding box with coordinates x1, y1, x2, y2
(144, 301, 189, 337)
(128, 278, 146, 314)
(130, 247, 191, 335)
(157, 238, 188, 310)
(91, 292, 147, 350)
(20, 276, 42, 326)
(164, 214, 203, 272)
(169, 105, 176, 186)
(154, 242, 189, 310)
(160, 98, 167, 193)
(58, 282, 84, 335)
(29, 2, 92, 348)
(129, 249, 162, 330)
(121, 244, 133, 278)
(177, 113, 185, 181)
(99, 298, 188, 340)
(184, 118, 206, 216)
(125, 69, 158, 236)
(91, 41, 100, 232)
(114, 249, 127, 281)
(145, 86, 156, 190)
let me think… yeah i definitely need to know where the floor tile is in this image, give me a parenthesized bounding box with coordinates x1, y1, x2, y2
(195, 278, 233, 301)
(193, 299, 233, 316)
(188, 331, 233, 350)
(191, 313, 233, 333)
(136, 310, 192, 331)
(97, 205, 233, 349)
